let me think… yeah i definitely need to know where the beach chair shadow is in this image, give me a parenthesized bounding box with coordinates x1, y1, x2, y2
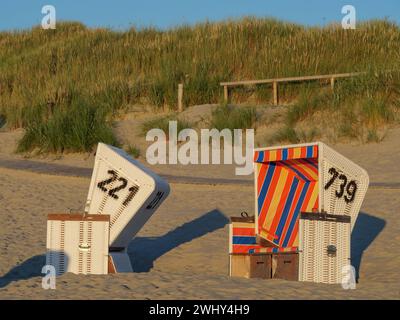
(0, 251, 68, 288)
(128, 209, 229, 272)
(351, 211, 386, 281)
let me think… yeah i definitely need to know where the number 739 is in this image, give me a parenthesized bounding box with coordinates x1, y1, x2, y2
(324, 167, 357, 204)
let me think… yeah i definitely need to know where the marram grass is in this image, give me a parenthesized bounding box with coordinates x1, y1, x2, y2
(0, 18, 399, 152)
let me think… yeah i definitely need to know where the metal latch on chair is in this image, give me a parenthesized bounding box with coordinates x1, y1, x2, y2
(327, 245, 337, 257)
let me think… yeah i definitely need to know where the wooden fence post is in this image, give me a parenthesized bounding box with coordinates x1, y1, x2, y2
(273, 81, 279, 105)
(223, 85, 229, 103)
(178, 83, 184, 112)
(330, 77, 335, 91)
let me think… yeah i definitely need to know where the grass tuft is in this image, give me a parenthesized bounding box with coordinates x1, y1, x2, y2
(125, 144, 141, 158)
(17, 96, 118, 153)
(140, 115, 194, 137)
(210, 104, 257, 130)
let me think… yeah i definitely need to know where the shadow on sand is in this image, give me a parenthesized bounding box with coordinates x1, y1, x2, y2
(0, 251, 68, 289)
(0, 210, 383, 286)
(0, 255, 45, 288)
(351, 211, 386, 281)
(128, 209, 229, 272)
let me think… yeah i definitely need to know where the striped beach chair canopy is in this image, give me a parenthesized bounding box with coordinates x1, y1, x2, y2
(254, 141, 369, 246)
(254, 143, 319, 248)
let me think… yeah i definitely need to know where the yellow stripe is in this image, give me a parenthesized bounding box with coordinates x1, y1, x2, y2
(259, 229, 269, 239)
(269, 150, 277, 161)
(293, 147, 301, 158)
(256, 163, 261, 176)
(262, 168, 289, 232)
(296, 162, 319, 180)
(305, 182, 319, 211)
(293, 233, 299, 247)
(232, 222, 255, 228)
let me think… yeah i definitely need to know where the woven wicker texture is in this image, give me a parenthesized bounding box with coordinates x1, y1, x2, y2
(299, 213, 351, 284)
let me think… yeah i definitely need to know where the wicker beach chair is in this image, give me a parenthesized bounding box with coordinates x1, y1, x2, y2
(253, 142, 369, 247)
(85, 143, 170, 249)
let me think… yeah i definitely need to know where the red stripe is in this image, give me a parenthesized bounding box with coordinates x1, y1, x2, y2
(313, 145, 318, 158)
(232, 245, 262, 254)
(276, 149, 282, 161)
(253, 151, 259, 162)
(297, 158, 319, 177)
(288, 148, 294, 160)
(313, 196, 319, 211)
(287, 219, 299, 247)
(257, 164, 268, 196)
(279, 180, 304, 246)
(299, 147, 305, 158)
(300, 182, 315, 212)
(267, 173, 294, 242)
(233, 227, 255, 236)
(292, 159, 318, 180)
(281, 160, 313, 181)
(263, 151, 270, 162)
(258, 165, 282, 231)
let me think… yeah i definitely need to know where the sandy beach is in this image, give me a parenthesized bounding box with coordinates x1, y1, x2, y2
(0, 123, 399, 299)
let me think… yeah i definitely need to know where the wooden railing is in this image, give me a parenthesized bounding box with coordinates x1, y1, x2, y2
(220, 72, 365, 105)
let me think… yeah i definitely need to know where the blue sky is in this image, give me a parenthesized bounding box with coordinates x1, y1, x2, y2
(0, 0, 399, 31)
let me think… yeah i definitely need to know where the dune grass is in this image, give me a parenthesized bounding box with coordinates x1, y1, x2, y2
(17, 96, 118, 153)
(140, 116, 194, 137)
(210, 104, 257, 130)
(0, 18, 399, 151)
(125, 144, 141, 158)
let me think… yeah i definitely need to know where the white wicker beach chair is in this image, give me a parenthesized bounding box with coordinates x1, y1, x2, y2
(85, 143, 170, 249)
(253, 141, 369, 248)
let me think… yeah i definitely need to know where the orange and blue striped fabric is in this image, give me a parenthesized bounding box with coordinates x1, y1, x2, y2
(230, 221, 262, 254)
(254, 145, 318, 163)
(248, 247, 298, 254)
(255, 145, 319, 248)
(230, 221, 298, 254)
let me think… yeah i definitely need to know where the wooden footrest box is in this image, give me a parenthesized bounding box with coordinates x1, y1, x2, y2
(230, 253, 271, 279)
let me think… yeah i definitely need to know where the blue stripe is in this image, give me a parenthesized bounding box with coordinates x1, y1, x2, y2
(306, 146, 313, 158)
(256, 151, 264, 163)
(303, 157, 318, 169)
(282, 149, 288, 161)
(280, 161, 309, 182)
(257, 163, 276, 216)
(274, 178, 299, 245)
(282, 182, 310, 247)
(233, 236, 257, 245)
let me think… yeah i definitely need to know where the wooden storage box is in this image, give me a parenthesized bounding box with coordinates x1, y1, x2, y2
(230, 253, 271, 279)
(271, 253, 299, 281)
(230, 252, 299, 281)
